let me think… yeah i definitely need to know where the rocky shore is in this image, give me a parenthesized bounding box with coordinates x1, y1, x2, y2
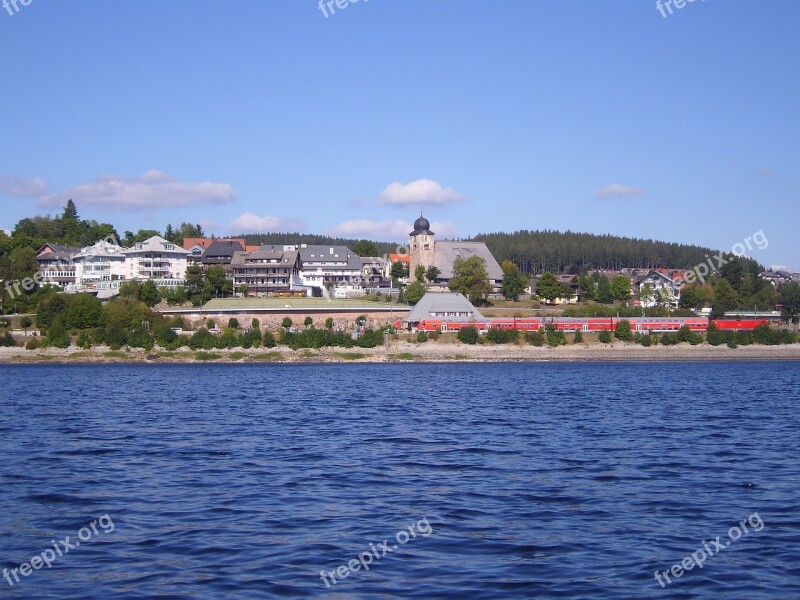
(2, 342, 800, 364)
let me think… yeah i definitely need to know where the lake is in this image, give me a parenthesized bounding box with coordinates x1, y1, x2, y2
(1, 362, 798, 599)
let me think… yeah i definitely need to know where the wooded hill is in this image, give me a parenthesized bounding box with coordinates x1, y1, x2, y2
(470, 230, 763, 275)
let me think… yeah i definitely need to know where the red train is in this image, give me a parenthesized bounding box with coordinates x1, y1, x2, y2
(409, 317, 769, 334)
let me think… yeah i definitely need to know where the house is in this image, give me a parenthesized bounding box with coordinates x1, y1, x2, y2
(407, 213, 503, 291)
(402, 292, 487, 331)
(35, 243, 80, 287)
(201, 239, 245, 268)
(635, 269, 681, 308)
(230, 246, 303, 297)
(123, 235, 189, 281)
(296, 244, 363, 295)
(73, 240, 126, 284)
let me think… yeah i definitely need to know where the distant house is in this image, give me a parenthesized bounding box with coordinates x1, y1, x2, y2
(635, 269, 680, 308)
(407, 213, 503, 291)
(230, 246, 303, 297)
(402, 292, 487, 331)
(123, 235, 189, 281)
(35, 243, 80, 287)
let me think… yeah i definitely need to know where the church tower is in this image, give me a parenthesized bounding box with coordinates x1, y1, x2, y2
(409, 212, 435, 275)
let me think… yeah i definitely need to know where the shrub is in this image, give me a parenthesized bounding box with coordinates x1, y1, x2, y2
(46, 317, 71, 349)
(417, 331, 428, 343)
(486, 328, 519, 344)
(26, 338, 40, 350)
(457, 326, 479, 345)
(545, 324, 567, 347)
(228, 318, 240, 330)
(640, 334, 652, 347)
(598, 330, 612, 344)
(0, 331, 15, 347)
(573, 329, 583, 344)
(127, 327, 154, 350)
(614, 320, 632, 341)
(206, 319, 216, 330)
(262, 331, 277, 348)
(77, 331, 92, 349)
(527, 330, 545, 346)
(660, 333, 679, 346)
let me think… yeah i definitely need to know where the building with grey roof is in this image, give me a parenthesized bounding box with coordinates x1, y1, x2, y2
(35, 243, 81, 287)
(402, 292, 487, 331)
(296, 244, 363, 296)
(230, 246, 303, 297)
(202, 239, 245, 268)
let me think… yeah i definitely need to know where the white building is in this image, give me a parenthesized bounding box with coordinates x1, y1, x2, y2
(123, 235, 189, 281)
(73, 240, 127, 284)
(296, 245, 363, 296)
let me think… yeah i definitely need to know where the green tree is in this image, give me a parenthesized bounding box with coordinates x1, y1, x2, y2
(206, 266, 230, 298)
(65, 294, 106, 329)
(46, 316, 70, 348)
(304, 316, 313, 328)
(390, 261, 408, 280)
(324, 317, 334, 329)
(500, 260, 527, 301)
(425, 265, 441, 283)
(638, 284, 654, 307)
(711, 278, 739, 318)
(36, 294, 68, 332)
(573, 328, 583, 344)
(282, 317, 293, 331)
(251, 318, 260, 330)
(262, 330, 277, 348)
(10, 247, 38, 283)
(404, 281, 425, 305)
(597, 276, 613, 304)
(139, 280, 160, 307)
(414, 264, 426, 283)
(536, 272, 561, 304)
(611, 275, 632, 304)
(351, 240, 379, 257)
(615, 320, 632, 341)
(20, 315, 32, 334)
(228, 318, 240, 330)
(448, 256, 491, 305)
(779, 282, 800, 324)
(578, 276, 596, 302)
(680, 284, 713, 310)
(185, 266, 205, 305)
(238, 284, 249, 298)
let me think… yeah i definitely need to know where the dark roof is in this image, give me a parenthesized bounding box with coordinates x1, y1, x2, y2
(298, 245, 363, 271)
(36, 243, 81, 261)
(410, 213, 434, 236)
(202, 240, 245, 264)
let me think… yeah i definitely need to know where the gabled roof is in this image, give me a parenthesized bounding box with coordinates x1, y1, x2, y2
(432, 241, 503, 281)
(182, 237, 246, 251)
(230, 248, 300, 268)
(298, 245, 362, 270)
(74, 240, 125, 260)
(124, 235, 190, 255)
(36, 243, 81, 260)
(403, 292, 487, 323)
(202, 240, 245, 264)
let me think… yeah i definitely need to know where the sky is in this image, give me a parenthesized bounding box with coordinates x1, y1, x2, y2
(0, 0, 798, 269)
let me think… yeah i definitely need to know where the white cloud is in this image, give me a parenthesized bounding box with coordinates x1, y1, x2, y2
(327, 219, 458, 241)
(0, 176, 50, 197)
(594, 184, 644, 198)
(376, 179, 467, 206)
(227, 212, 305, 233)
(38, 170, 236, 210)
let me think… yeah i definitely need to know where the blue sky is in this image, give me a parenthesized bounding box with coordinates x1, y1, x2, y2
(1, 0, 798, 268)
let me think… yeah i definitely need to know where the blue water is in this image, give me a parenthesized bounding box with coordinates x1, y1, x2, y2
(1, 362, 799, 599)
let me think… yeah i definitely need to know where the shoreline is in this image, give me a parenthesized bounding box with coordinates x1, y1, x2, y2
(2, 343, 800, 364)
